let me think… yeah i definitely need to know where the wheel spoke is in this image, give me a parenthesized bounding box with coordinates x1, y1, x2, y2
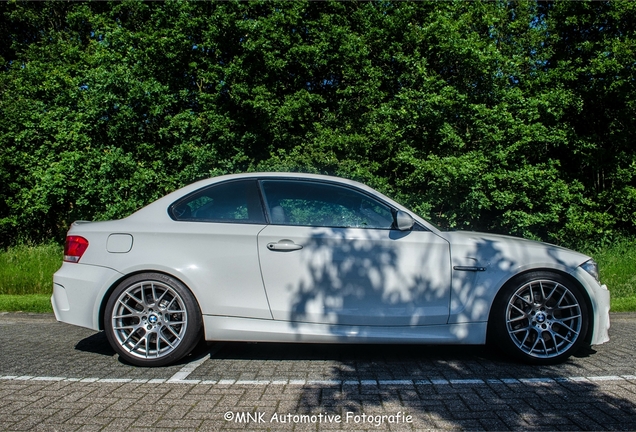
(159, 333, 177, 349)
(166, 320, 186, 325)
(529, 285, 535, 304)
(151, 282, 158, 304)
(509, 303, 527, 316)
(114, 325, 137, 330)
(529, 333, 542, 354)
(117, 300, 138, 314)
(164, 324, 183, 340)
(547, 330, 560, 354)
(539, 335, 549, 354)
(545, 284, 558, 302)
(554, 320, 580, 335)
(140, 284, 147, 306)
(520, 330, 531, 347)
(553, 331, 575, 345)
(514, 293, 532, 305)
(557, 304, 579, 310)
(557, 289, 568, 307)
(558, 313, 582, 322)
(124, 291, 143, 306)
(539, 281, 547, 304)
(156, 289, 168, 305)
(508, 317, 526, 324)
(128, 334, 146, 353)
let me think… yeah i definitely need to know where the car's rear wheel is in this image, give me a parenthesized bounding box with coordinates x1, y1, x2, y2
(104, 273, 202, 367)
(491, 271, 589, 364)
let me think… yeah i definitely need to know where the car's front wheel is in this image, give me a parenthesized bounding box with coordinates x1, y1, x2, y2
(491, 271, 589, 364)
(104, 273, 202, 367)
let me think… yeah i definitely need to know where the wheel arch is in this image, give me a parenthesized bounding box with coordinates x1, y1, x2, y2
(98, 269, 201, 331)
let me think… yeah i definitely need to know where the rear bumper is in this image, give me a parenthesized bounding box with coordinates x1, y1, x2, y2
(52, 262, 123, 331)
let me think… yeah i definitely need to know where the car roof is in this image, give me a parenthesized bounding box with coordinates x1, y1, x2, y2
(125, 172, 440, 233)
(142, 172, 386, 210)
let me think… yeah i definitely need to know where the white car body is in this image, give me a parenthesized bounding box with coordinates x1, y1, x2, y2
(52, 173, 610, 365)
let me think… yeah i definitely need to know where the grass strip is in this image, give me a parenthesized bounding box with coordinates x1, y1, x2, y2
(609, 296, 636, 313)
(0, 294, 53, 313)
(0, 243, 62, 295)
(592, 238, 636, 301)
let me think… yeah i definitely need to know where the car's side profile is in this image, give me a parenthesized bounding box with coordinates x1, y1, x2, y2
(52, 173, 610, 366)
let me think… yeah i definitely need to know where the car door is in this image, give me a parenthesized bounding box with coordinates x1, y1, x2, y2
(166, 179, 272, 319)
(257, 179, 452, 326)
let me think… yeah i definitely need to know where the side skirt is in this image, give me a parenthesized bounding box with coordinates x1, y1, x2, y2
(203, 315, 487, 345)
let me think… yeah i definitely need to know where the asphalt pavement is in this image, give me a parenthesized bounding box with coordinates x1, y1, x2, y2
(1, 312, 636, 431)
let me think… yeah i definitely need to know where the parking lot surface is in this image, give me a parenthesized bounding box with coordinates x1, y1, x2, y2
(1, 312, 636, 431)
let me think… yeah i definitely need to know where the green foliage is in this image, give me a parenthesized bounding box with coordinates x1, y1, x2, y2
(0, 1, 634, 248)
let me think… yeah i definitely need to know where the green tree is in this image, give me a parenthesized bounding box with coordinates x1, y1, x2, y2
(0, 0, 634, 248)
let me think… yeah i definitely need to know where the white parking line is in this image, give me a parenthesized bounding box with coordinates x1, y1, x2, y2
(519, 378, 555, 384)
(1, 374, 635, 386)
(588, 375, 623, 381)
(167, 342, 226, 383)
(167, 355, 210, 383)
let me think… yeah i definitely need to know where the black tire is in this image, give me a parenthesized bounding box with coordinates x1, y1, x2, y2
(104, 272, 202, 367)
(490, 271, 589, 365)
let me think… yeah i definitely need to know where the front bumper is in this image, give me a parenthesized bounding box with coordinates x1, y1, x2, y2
(572, 266, 611, 346)
(591, 283, 611, 345)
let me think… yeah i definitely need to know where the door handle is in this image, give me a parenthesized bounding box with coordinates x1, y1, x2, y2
(267, 240, 303, 252)
(453, 266, 486, 272)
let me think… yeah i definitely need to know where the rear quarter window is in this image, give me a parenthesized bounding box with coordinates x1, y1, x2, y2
(169, 180, 266, 224)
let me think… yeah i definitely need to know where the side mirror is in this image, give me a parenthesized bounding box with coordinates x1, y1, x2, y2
(395, 210, 414, 231)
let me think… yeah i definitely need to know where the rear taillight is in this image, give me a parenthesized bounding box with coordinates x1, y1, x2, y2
(64, 236, 89, 263)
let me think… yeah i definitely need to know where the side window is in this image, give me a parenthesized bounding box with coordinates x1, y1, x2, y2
(260, 180, 394, 229)
(169, 180, 266, 224)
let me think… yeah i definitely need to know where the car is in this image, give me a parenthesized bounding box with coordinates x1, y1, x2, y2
(52, 172, 610, 366)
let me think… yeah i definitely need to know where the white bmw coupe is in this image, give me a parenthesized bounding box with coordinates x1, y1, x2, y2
(53, 173, 610, 366)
